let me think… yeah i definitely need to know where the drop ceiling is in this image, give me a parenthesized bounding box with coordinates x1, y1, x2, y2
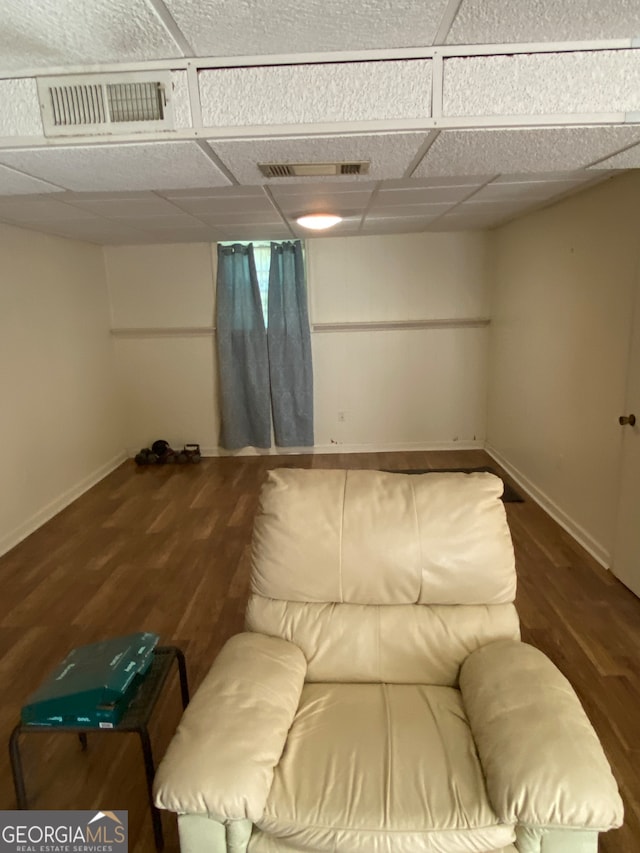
(0, 0, 638, 245)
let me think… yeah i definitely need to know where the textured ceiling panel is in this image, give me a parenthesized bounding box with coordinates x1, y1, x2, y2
(472, 178, 592, 202)
(197, 211, 285, 225)
(158, 186, 271, 199)
(0, 164, 62, 195)
(208, 133, 428, 184)
(589, 141, 640, 169)
(446, 0, 640, 44)
(112, 214, 208, 229)
(0, 79, 43, 137)
(444, 51, 640, 117)
(167, 194, 275, 215)
(0, 196, 102, 222)
(375, 185, 476, 204)
(382, 176, 490, 189)
(0, 0, 183, 73)
(164, 0, 449, 55)
(368, 202, 454, 217)
(200, 60, 431, 127)
(492, 171, 593, 184)
(274, 190, 373, 214)
(60, 194, 186, 217)
(171, 72, 193, 129)
(413, 126, 640, 177)
(268, 180, 377, 195)
(0, 143, 231, 191)
(38, 221, 146, 243)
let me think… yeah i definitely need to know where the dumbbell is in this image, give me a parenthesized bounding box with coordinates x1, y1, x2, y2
(183, 443, 202, 463)
(135, 448, 152, 465)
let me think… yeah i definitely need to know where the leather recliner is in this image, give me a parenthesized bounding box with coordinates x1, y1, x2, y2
(154, 469, 623, 853)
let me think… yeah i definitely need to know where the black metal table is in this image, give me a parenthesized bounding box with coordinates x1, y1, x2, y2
(9, 645, 189, 852)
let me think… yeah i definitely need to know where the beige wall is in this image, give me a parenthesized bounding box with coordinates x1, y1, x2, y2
(0, 224, 125, 556)
(105, 243, 219, 452)
(487, 172, 640, 565)
(105, 232, 490, 454)
(309, 232, 489, 323)
(309, 233, 490, 450)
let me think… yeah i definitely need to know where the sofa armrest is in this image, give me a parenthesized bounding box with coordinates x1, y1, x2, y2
(459, 640, 623, 831)
(154, 632, 307, 822)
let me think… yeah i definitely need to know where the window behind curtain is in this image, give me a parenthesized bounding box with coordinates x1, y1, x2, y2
(220, 241, 271, 322)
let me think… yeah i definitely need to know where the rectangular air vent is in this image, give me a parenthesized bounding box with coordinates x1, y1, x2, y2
(37, 72, 174, 137)
(258, 161, 370, 178)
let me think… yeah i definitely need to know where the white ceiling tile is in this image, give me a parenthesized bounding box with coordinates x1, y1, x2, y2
(113, 214, 209, 230)
(275, 191, 372, 215)
(413, 126, 640, 177)
(0, 143, 231, 192)
(208, 133, 429, 185)
(0, 165, 62, 195)
(363, 212, 440, 225)
(198, 212, 286, 226)
(61, 196, 186, 217)
(382, 176, 491, 189)
(171, 72, 193, 130)
(0, 0, 183, 73)
(367, 203, 454, 217)
(471, 179, 589, 202)
(164, 0, 449, 55)
(169, 195, 276, 215)
(0, 79, 42, 136)
(199, 60, 431, 127)
(27, 220, 145, 245)
(269, 180, 377, 196)
(493, 171, 591, 184)
(54, 191, 164, 201)
(158, 186, 267, 199)
(444, 51, 640, 117)
(446, 0, 640, 44)
(0, 197, 103, 222)
(375, 185, 475, 204)
(589, 141, 640, 169)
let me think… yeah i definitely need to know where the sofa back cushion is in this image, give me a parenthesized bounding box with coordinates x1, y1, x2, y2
(248, 468, 519, 685)
(251, 469, 516, 606)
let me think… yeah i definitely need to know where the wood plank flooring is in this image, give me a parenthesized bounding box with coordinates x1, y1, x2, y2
(0, 450, 638, 852)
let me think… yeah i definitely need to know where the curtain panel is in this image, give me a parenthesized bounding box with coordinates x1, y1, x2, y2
(215, 243, 271, 449)
(267, 241, 314, 447)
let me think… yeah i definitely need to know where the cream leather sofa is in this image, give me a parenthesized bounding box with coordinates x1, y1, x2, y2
(154, 469, 623, 853)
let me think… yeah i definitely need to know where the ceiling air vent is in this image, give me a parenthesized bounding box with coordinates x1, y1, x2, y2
(258, 161, 370, 178)
(37, 72, 175, 137)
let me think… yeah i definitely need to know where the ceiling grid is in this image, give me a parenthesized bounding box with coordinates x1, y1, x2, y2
(0, 0, 637, 242)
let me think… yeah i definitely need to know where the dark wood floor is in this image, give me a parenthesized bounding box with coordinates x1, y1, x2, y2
(0, 450, 638, 852)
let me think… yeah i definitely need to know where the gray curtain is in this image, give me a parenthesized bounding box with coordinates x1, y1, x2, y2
(216, 244, 271, 449)
(267, 241, 314, 447)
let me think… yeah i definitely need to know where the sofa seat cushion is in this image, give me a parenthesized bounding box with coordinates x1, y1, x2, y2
(248, 829, 518, 853)
(256, 683, 515, 853)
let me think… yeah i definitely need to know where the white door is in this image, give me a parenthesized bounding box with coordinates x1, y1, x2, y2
(612, 260, 640, 596)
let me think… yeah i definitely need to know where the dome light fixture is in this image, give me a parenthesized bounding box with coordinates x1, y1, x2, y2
(296, 213, 343, 231)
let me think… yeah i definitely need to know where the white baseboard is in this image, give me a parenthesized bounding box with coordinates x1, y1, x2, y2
(0, 451, 127, 559)
(193, 440, 484, 457)
(485, 444, 610, 569)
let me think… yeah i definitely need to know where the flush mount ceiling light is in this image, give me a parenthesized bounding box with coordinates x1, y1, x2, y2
(296, 213, 343, 231)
